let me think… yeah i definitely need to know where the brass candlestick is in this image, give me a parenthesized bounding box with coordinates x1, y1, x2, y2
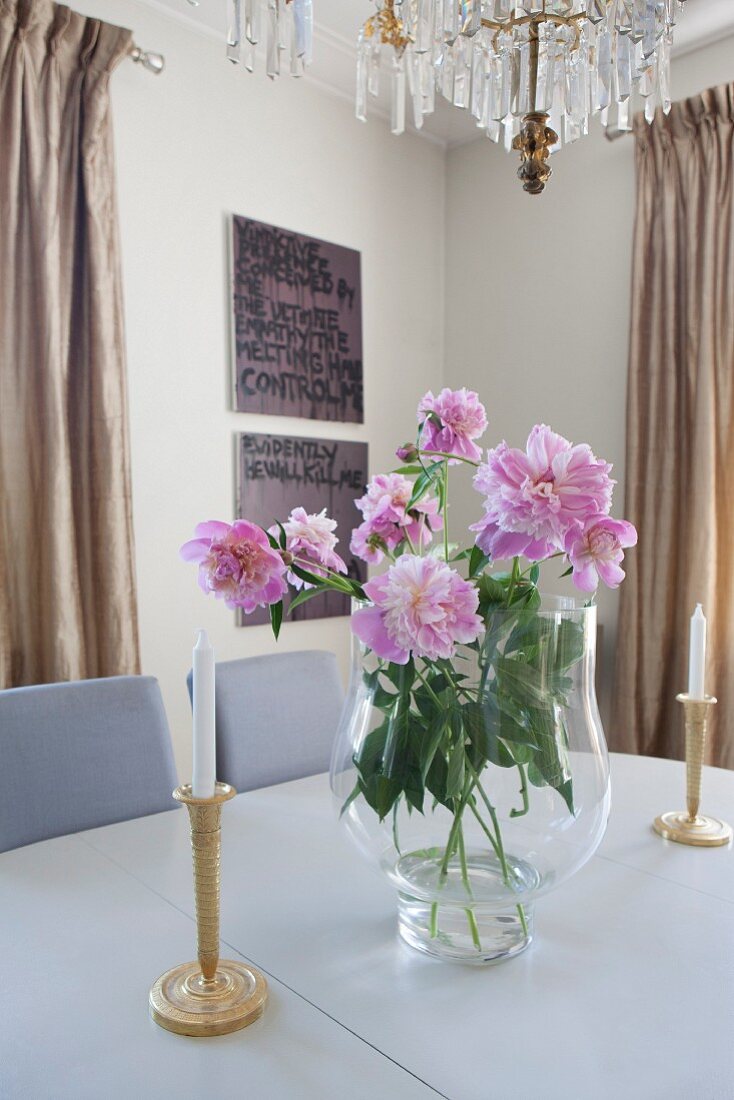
(149, 783, 268, 1036)
(653, 695, 732, 847)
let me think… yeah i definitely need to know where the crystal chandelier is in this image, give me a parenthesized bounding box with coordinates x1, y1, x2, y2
(225, 1, 687, 195)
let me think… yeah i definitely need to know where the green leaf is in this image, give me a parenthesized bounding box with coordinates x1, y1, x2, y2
(373, 684, 398, 710)
(275, 521, 288, 549)
(393, 464, 423, 475)
(362, 668, 380, 691)
(339, 781, 362, 817)
(353, 722, 389, 781)
(553, 618, 585, 671)
(416, 713, 447, 782)
(559, 565, 573, 578)
(477, 574, 509, 618)
(269, 600, 283, 640)
(425, 752, 451, 808)
(495, 655, 553, 708)
(526, 707, 574, 814)
(383, 659, 415, 692)
(290, 563, 354, 594)
(288, 587, 326, 613)
(446, 739, 465, 799)
(266, 530, 280, 550)
(504, 612, 553, 662)
(361, 775, 402, 821)
(529, 564, 540, 585)
(406, 462, 443, 511)
(413, 687, 437, 720)
(404, 783, 425, 814)
(469, 545, 491, 579)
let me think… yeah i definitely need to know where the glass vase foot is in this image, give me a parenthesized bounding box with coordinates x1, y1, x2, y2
(397, 894, 534, 965)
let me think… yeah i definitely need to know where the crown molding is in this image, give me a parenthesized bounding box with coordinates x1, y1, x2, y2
(127, 0, 732, 155)
(126, 0, 447, 149)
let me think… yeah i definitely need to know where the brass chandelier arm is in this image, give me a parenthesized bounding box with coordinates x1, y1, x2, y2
(364, 3, 590, 60)
(481, 13, 585, 53)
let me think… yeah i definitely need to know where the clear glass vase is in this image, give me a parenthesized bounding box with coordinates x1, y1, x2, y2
(330, 596, 610, 965)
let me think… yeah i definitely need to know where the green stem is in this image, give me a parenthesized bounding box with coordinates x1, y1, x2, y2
(442, 460, 449, 562)
(419, 449, 480, 467)
(509, 763, 530, 818)
(465, 906, 482, 951)
(292, 556, 360, 591)
(466, 797, 503, 863)
(467, 772, 529, 940)
(467, 761, 510, 884)
(429, 901, 439, 939)
(439, 798, 466, 879)
(414, 664, 443, 708)
(506, 555, 521, 606)
(457, 824, 472, 896)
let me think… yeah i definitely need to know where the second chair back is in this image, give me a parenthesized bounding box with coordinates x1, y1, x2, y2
(187, 650, 344, 792)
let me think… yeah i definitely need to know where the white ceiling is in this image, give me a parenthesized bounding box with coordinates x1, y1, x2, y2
(143, 0, 734, 147)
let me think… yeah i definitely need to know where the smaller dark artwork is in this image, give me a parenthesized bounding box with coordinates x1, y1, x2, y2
(235, 432, 368, 625)
(231, 215, 363, 423)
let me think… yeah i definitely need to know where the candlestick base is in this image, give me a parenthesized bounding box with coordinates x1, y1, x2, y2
(150, 959, 268, 1036)
(653, 811, 732, 847)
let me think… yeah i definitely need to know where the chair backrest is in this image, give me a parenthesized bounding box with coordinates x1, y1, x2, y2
(0, 676, 179, 853)
(186, 651, 344, 792)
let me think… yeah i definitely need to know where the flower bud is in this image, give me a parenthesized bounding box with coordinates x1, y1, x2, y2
(396, 442, 419, 463)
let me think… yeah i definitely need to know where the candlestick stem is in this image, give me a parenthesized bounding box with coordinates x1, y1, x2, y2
(653, 695, 732, 847)
(150, 783, 268, 1035)
(185, 787, 226, 982)
(683, 696, 707, 823)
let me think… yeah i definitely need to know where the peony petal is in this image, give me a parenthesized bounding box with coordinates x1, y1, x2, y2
(230, 519, 270, 547)
(597, 560, 625, 588)
(180, 538, 211, 563)
(351, 607, 409, 664)
(363, 574, 391, 602)
(572, 562, 599, 593)
(487, 528, 535, 560)
(194, 520, 232, 541)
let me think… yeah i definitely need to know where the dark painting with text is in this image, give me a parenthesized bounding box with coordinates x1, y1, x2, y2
(235, 432, 368, 625)
(231, 215, 363, 423)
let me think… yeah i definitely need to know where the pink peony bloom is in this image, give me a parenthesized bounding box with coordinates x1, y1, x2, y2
(471, 424, 615, 561)
(418, 387, 487, 464)
(350, 473, 442, 565)
(180, 520, 287, 612)
(274, 507, 347, 590)
(351, 555, 482, 664)
(564, 515, 638, 593)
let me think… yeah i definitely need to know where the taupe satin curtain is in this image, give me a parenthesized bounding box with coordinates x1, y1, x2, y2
(613, 84, 734, 769)
(0, 0, 140, 685)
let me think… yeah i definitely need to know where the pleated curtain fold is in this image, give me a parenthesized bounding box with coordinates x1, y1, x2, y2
(613, 84, 734, 769)
(0, 0, 140, 685)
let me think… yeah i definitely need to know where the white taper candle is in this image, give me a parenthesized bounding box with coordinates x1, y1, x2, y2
(192, 628, 216, 798)
(687, 604, 707, 701)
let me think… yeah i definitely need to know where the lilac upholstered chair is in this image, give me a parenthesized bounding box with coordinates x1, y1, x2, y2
(0, 676, 179, 853)
(186, 650, 344, 793)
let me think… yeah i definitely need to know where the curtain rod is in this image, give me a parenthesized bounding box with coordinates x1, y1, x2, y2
(129, 44, 165, 74)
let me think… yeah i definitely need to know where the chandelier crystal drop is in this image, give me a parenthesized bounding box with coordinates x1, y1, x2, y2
(357, 0, 686, 193)
(225, 0, 313, 77)
(227, 0, 687, 195)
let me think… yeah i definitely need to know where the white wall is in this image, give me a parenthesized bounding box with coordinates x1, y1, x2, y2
(77, 0, 445, 776)
(444, 35, 734, 727)
(65, 0, 734, 765)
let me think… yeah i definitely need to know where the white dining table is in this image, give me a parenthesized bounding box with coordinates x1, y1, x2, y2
(2, 752, 733, 1100)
